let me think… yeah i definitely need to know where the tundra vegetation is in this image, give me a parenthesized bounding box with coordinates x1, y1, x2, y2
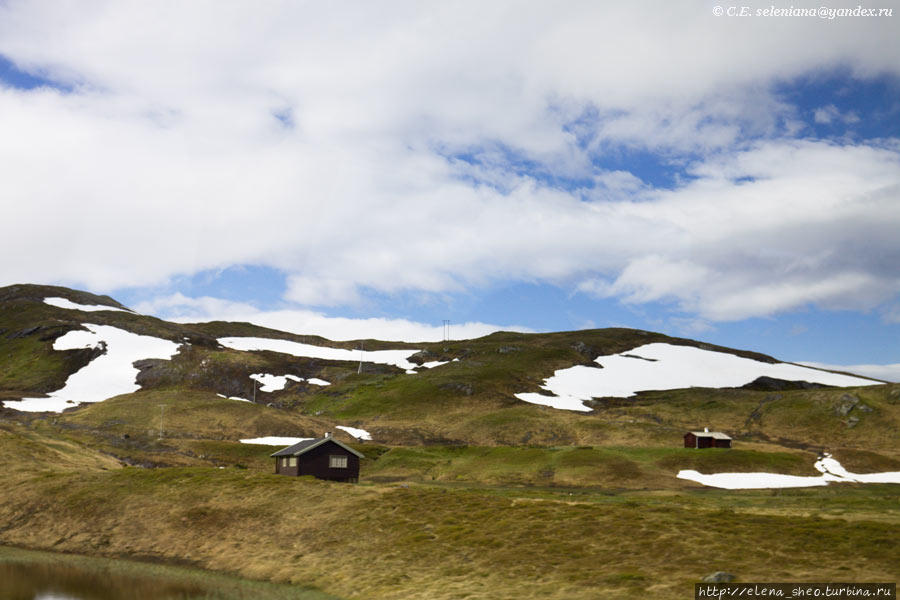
(0, 285, 898, 599)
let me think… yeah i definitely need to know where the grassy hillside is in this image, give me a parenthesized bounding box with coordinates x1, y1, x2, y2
(3, 283, 893, 451)
(0, 282, 898, 600)
(0, 430, 897, 600)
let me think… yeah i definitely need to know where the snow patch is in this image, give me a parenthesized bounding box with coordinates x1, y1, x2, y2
(44, 297, 131, 313)
(240, 437, 313, 446)
(517, 343, 878, 411)
(216, 393, 252, 403)
(676, 470, 834, 489)
(218, 336, 422, 371)
(513, 392, 593, 412)
(336, 425, 372, 440)
(677, 454, 900, 489)
(249, 373, 330, 392)
(421, 360, 450, 369)
(4, 324, 181, 413)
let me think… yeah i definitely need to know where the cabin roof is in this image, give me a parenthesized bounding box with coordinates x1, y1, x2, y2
(271, 436, 365, 458)
(687, 431, 732, 440)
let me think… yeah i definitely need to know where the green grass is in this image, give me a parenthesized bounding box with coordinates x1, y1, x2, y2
(59, 389, 329, 440)
(361, 444, 818, 489)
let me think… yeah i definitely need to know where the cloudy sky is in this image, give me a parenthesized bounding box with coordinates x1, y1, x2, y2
(1, 1, 898, 379)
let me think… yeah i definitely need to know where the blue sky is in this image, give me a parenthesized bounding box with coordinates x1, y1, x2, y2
(0, 2, 898, 379)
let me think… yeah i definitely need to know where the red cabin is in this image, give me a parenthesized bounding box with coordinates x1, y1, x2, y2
(684, 428, 732, 449)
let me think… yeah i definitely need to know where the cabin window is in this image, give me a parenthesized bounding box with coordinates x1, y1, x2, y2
(288, 457, 297, 467)
(281, 457, 288, 467)
(329, 455, 348, 469)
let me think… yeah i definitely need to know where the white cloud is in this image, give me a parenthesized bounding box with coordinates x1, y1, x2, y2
(814, 104, 862, 125)
(579, 140, 900, 321)
(0, 2, 898, 325)
(133, 293, 531, 342)
(884, 304, 900, 324)
(814, 105, 840, 124)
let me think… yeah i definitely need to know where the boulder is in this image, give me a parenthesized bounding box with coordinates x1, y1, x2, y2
(571, 341, 598, 358)
(407, 350, 438, 366)
(834, 394, 859, 416)
(439, 382, 474, 396)
(742, 376, 828, 391)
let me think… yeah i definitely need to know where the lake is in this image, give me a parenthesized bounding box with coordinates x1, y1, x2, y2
(0, 545, 341, 600)
(0, 560, 209, 600)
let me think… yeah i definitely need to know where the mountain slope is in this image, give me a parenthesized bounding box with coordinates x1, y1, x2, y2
(0, 284, 892, 451)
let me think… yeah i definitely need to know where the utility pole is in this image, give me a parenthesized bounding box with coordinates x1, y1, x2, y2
(158, 404, 165, 439)
(443, 320, 450, 342)
(358, 342, 364, 374)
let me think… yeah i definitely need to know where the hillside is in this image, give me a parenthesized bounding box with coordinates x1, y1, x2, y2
(0, 283, 893, 453)
(1, 284, 899, 599)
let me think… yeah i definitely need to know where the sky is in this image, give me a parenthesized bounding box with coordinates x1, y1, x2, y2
(1, 1, 898, 380)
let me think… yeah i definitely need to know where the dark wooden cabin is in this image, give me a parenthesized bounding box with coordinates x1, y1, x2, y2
(271, 433, 363, 482)
(684, 428, 732, 449)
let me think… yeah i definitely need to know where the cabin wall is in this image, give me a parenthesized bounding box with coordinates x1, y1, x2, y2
(273, 440, 360, 482)
(683, 433, 731, 449)
(298, 441, 360, 482)
(696, 436, 714, 449)
(274, 458, 300, 476)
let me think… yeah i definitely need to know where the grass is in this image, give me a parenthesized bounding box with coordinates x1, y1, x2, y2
(361, 444, 817, 488)
(0, 462, 897, 600)
(59, 389, 333, 440)
(0, 421, 898, 600)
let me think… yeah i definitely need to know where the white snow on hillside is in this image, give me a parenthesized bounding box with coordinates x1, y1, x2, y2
(240, 436, 313, 446)
(420, 358, 459, 369)
(44, 297, 131, 313)
(516, 343, 878, 412)
(249, 373, 331, 392)
(250, 373, 303, 392)
(677, 454, 900, 489)
(336, 425, 372, 440)
(218, 336, 422, 372)
(3, 324, 181, 413)
(216, 393, 252, 403)
(677, 470, 833, 489)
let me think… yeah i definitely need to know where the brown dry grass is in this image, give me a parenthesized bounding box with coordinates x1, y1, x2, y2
(0, 426, 897, 600)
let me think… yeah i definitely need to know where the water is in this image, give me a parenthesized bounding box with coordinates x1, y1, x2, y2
(0, 546, 339, 600)
(0, 561, 213, 600)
